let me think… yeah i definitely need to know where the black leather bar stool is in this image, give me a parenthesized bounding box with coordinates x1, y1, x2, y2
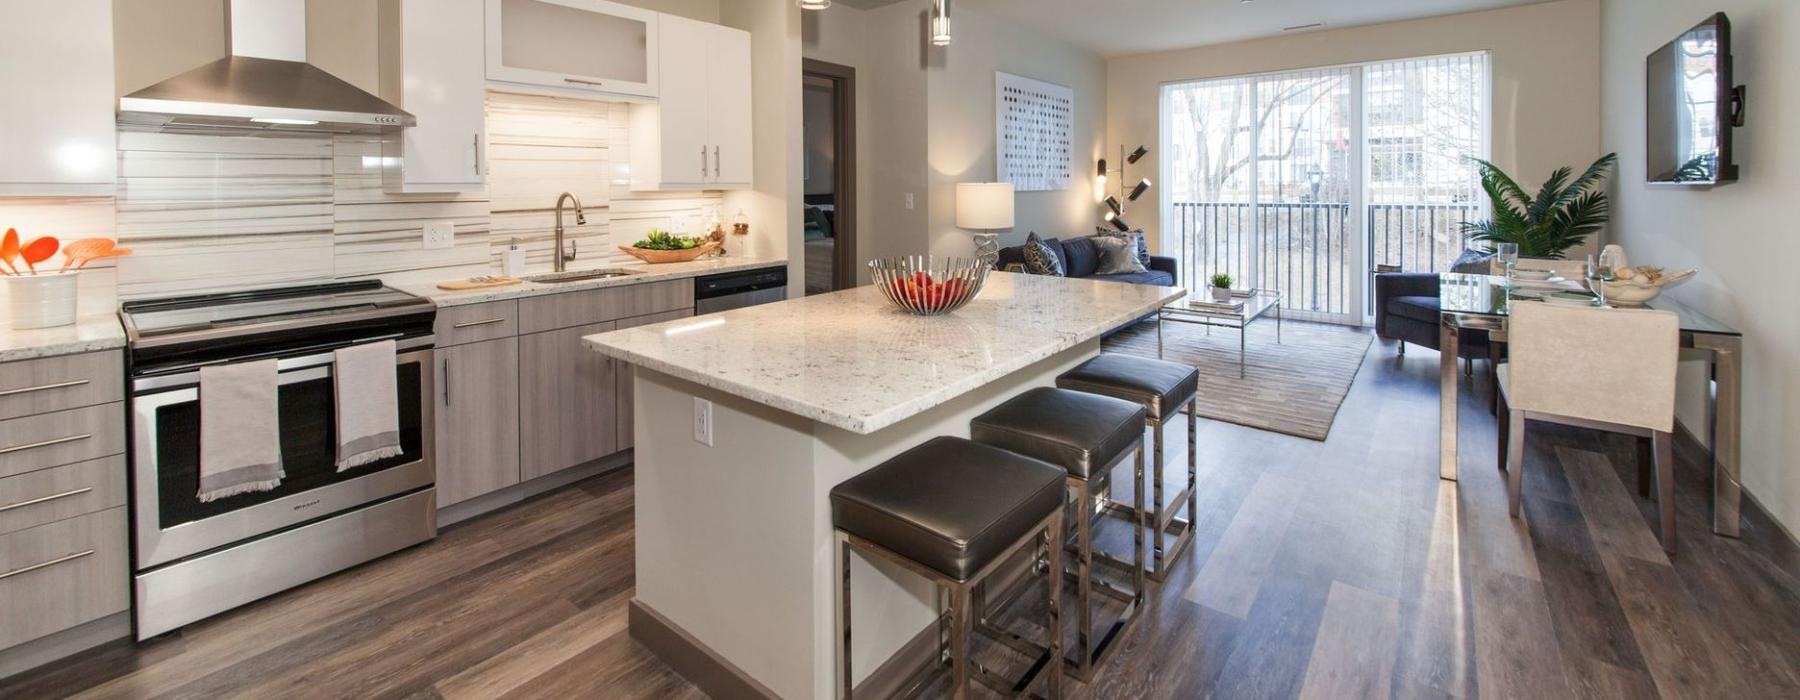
(970, 387, 1146, 682)
(1057, 353, 1200, 582)
(832, 436, 1066, 699)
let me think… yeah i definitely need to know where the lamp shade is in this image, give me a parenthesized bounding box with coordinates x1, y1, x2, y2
(956, 182, 1014, 230)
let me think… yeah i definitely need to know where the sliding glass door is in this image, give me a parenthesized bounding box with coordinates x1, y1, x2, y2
(1161, 52, 1489, 324)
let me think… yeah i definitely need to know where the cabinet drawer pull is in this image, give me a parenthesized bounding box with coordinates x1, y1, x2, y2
(0, 379, 90, 398)
(0, 434, 92, 456)
(452, 318, 507, 329)
(564, 77, 606, 87)
(0, 549, 94, 581)
(473, 133, 483, 177)
(0, 487, 92, 514)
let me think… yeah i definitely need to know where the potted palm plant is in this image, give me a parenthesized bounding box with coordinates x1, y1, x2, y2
(1461, 153, 1617, 259)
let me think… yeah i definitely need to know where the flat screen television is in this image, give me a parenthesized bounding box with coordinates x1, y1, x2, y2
(1647, 12, 1744, 186)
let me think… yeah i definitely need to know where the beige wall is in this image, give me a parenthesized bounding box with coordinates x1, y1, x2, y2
(721, 0, 803, 291)
(113, 0, 227, 97)
(926, 4, 1107, 257)
(804, 1, 1104, 264)
(1106, 0, 1603, 253)
(800, 5, 870, 280)
(1601, 0, 1800, 537)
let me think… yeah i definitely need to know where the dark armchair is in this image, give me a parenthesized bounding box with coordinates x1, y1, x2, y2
(1374, 272, 1492, 360)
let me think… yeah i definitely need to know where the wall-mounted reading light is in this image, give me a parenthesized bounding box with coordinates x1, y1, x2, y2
(1103, 196, 1123, 217)
(1110, 216, 1132, 232)
(1128, 179, 1151, 202)
(1127, 146, 1148, 164)
(796, 0, 831, 9)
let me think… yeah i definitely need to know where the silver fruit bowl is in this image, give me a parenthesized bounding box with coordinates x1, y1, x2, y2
(868, 256, 990, 316)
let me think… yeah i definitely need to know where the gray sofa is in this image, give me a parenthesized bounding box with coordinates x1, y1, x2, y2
(995, 235, 1178, 287)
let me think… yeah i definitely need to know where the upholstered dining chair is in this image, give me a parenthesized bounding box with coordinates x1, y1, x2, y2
(1496, 302, 1682, 552)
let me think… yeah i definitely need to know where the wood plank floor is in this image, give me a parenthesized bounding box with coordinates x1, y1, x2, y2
(5, 330, 1798, 699)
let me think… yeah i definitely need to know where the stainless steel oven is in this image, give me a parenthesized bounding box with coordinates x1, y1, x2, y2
(121, 281, 439, 639)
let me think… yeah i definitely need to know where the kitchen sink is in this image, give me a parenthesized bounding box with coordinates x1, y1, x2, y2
(526, 269, 639, 284)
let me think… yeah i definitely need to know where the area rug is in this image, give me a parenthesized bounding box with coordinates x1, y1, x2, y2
(1102, 319, 1372, 441)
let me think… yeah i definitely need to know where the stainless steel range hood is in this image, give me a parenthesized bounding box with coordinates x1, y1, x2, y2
(118, 0, 414, 134)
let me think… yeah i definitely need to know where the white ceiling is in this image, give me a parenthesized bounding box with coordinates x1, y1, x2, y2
(941, 0, 1553, 57)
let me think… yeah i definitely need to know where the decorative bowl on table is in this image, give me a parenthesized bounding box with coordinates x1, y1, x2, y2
(617, 230, 720, 263)
(1601, 266, 1695, 306)
(868, 256, 989, 315)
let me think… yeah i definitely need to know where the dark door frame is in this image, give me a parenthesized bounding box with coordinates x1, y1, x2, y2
(803, 58, 857, 290)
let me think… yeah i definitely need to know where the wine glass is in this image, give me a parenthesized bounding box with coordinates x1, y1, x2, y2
(1495, 243, 1519, 281)
(1586, 252, 1618, 306)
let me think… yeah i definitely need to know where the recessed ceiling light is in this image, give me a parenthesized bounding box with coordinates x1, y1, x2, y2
(797, 0, 831, 10)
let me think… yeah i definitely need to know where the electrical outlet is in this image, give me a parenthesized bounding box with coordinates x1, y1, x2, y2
(423, 221, 455, 250)
(693, 398, 713, 446)
(904, 192, 915, 210)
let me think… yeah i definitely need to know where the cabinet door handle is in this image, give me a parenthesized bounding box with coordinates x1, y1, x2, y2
(0, 379, 90, 398)
(452, 318, 507, 329)
(442, 358, 451, 405)
(473, 133, 483, 177)
(701, 145, 709, 178)
(0, 434, 92, 456)
(564, 77, 606, 87)
(714, 146, 721, 180)
(0, 549, 94, 581)
(0, 487, 92, 514)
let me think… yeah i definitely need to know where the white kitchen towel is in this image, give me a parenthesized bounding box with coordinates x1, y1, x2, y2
(198, 359, 284, 502)
(334, 340, 403, 470)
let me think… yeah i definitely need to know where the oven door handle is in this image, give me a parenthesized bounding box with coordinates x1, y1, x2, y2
(133, 339, 433, 392)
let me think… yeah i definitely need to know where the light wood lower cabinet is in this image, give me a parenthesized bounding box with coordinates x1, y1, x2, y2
(519, 322, 618, 481)
(614, 308, 694, 452)
(434, 338, 521, 507)
(0, 507, 128, 650)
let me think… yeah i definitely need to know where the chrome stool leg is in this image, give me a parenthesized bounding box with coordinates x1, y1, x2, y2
(1063, 446, 1146, 682)
(836, 510, 1066, 699)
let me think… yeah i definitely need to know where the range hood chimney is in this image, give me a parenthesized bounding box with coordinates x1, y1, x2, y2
(118, 0, 415, 134)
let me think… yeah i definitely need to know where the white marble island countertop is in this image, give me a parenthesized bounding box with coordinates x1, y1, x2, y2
(584, 272, 1185, 434)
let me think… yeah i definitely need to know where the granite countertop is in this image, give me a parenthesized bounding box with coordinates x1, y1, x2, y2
(584, 272, 1186, 434)
(0, 310, 125, 362)
(0, 287, 126, 363)
(396, 256, 789, 307)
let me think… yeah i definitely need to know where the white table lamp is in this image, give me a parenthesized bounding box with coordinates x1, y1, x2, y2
(956, 182, 1014, 267)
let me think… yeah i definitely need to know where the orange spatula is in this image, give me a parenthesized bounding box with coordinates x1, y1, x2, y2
(0, 228, 19, 275)
(59, 238, 116, 272)
(20, 237, 59, 274)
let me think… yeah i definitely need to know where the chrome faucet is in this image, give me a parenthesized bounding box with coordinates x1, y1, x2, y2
(553, 192, 586, 272)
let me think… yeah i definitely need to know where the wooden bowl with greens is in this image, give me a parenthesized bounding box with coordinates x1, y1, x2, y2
(619, 230, 719, 264)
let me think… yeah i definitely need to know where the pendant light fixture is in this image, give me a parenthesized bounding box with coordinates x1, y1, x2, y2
(931, 0, 953, 46)
(797, 0, 831, 10)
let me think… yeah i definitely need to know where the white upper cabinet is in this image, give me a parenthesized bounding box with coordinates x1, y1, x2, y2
(629, 15, 753, 191)
(382, 0, 488, 193)
(0, 0, 117, 196)
(484, 0, 659, 100)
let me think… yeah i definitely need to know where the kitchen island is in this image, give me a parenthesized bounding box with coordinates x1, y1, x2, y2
(585, 272, 1183, 699)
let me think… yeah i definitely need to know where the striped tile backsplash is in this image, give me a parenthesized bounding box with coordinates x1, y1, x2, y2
(2, 91, 726, 299)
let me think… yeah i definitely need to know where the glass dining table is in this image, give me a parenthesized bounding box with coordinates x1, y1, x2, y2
(1436, 273, 1746, 536)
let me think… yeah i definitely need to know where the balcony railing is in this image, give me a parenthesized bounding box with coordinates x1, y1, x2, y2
(1172, 201, 1482, 319)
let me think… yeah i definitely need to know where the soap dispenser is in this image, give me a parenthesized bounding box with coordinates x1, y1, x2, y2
(503, 238, 527, 278)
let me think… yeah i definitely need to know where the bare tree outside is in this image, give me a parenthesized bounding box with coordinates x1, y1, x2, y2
(1163, 53, 1489, 321)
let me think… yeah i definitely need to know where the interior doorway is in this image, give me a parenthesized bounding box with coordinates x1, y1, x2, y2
(802, 59, 857, 295)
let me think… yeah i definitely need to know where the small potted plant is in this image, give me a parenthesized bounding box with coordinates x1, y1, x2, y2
(1210, 272, 1234, 302)
(2, 229, 131, 329)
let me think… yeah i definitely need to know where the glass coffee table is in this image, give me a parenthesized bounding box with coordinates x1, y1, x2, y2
(1158, 289, 1283, 378)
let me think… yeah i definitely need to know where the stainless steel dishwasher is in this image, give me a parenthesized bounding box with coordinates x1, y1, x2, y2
(694, 266, 789, 314)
